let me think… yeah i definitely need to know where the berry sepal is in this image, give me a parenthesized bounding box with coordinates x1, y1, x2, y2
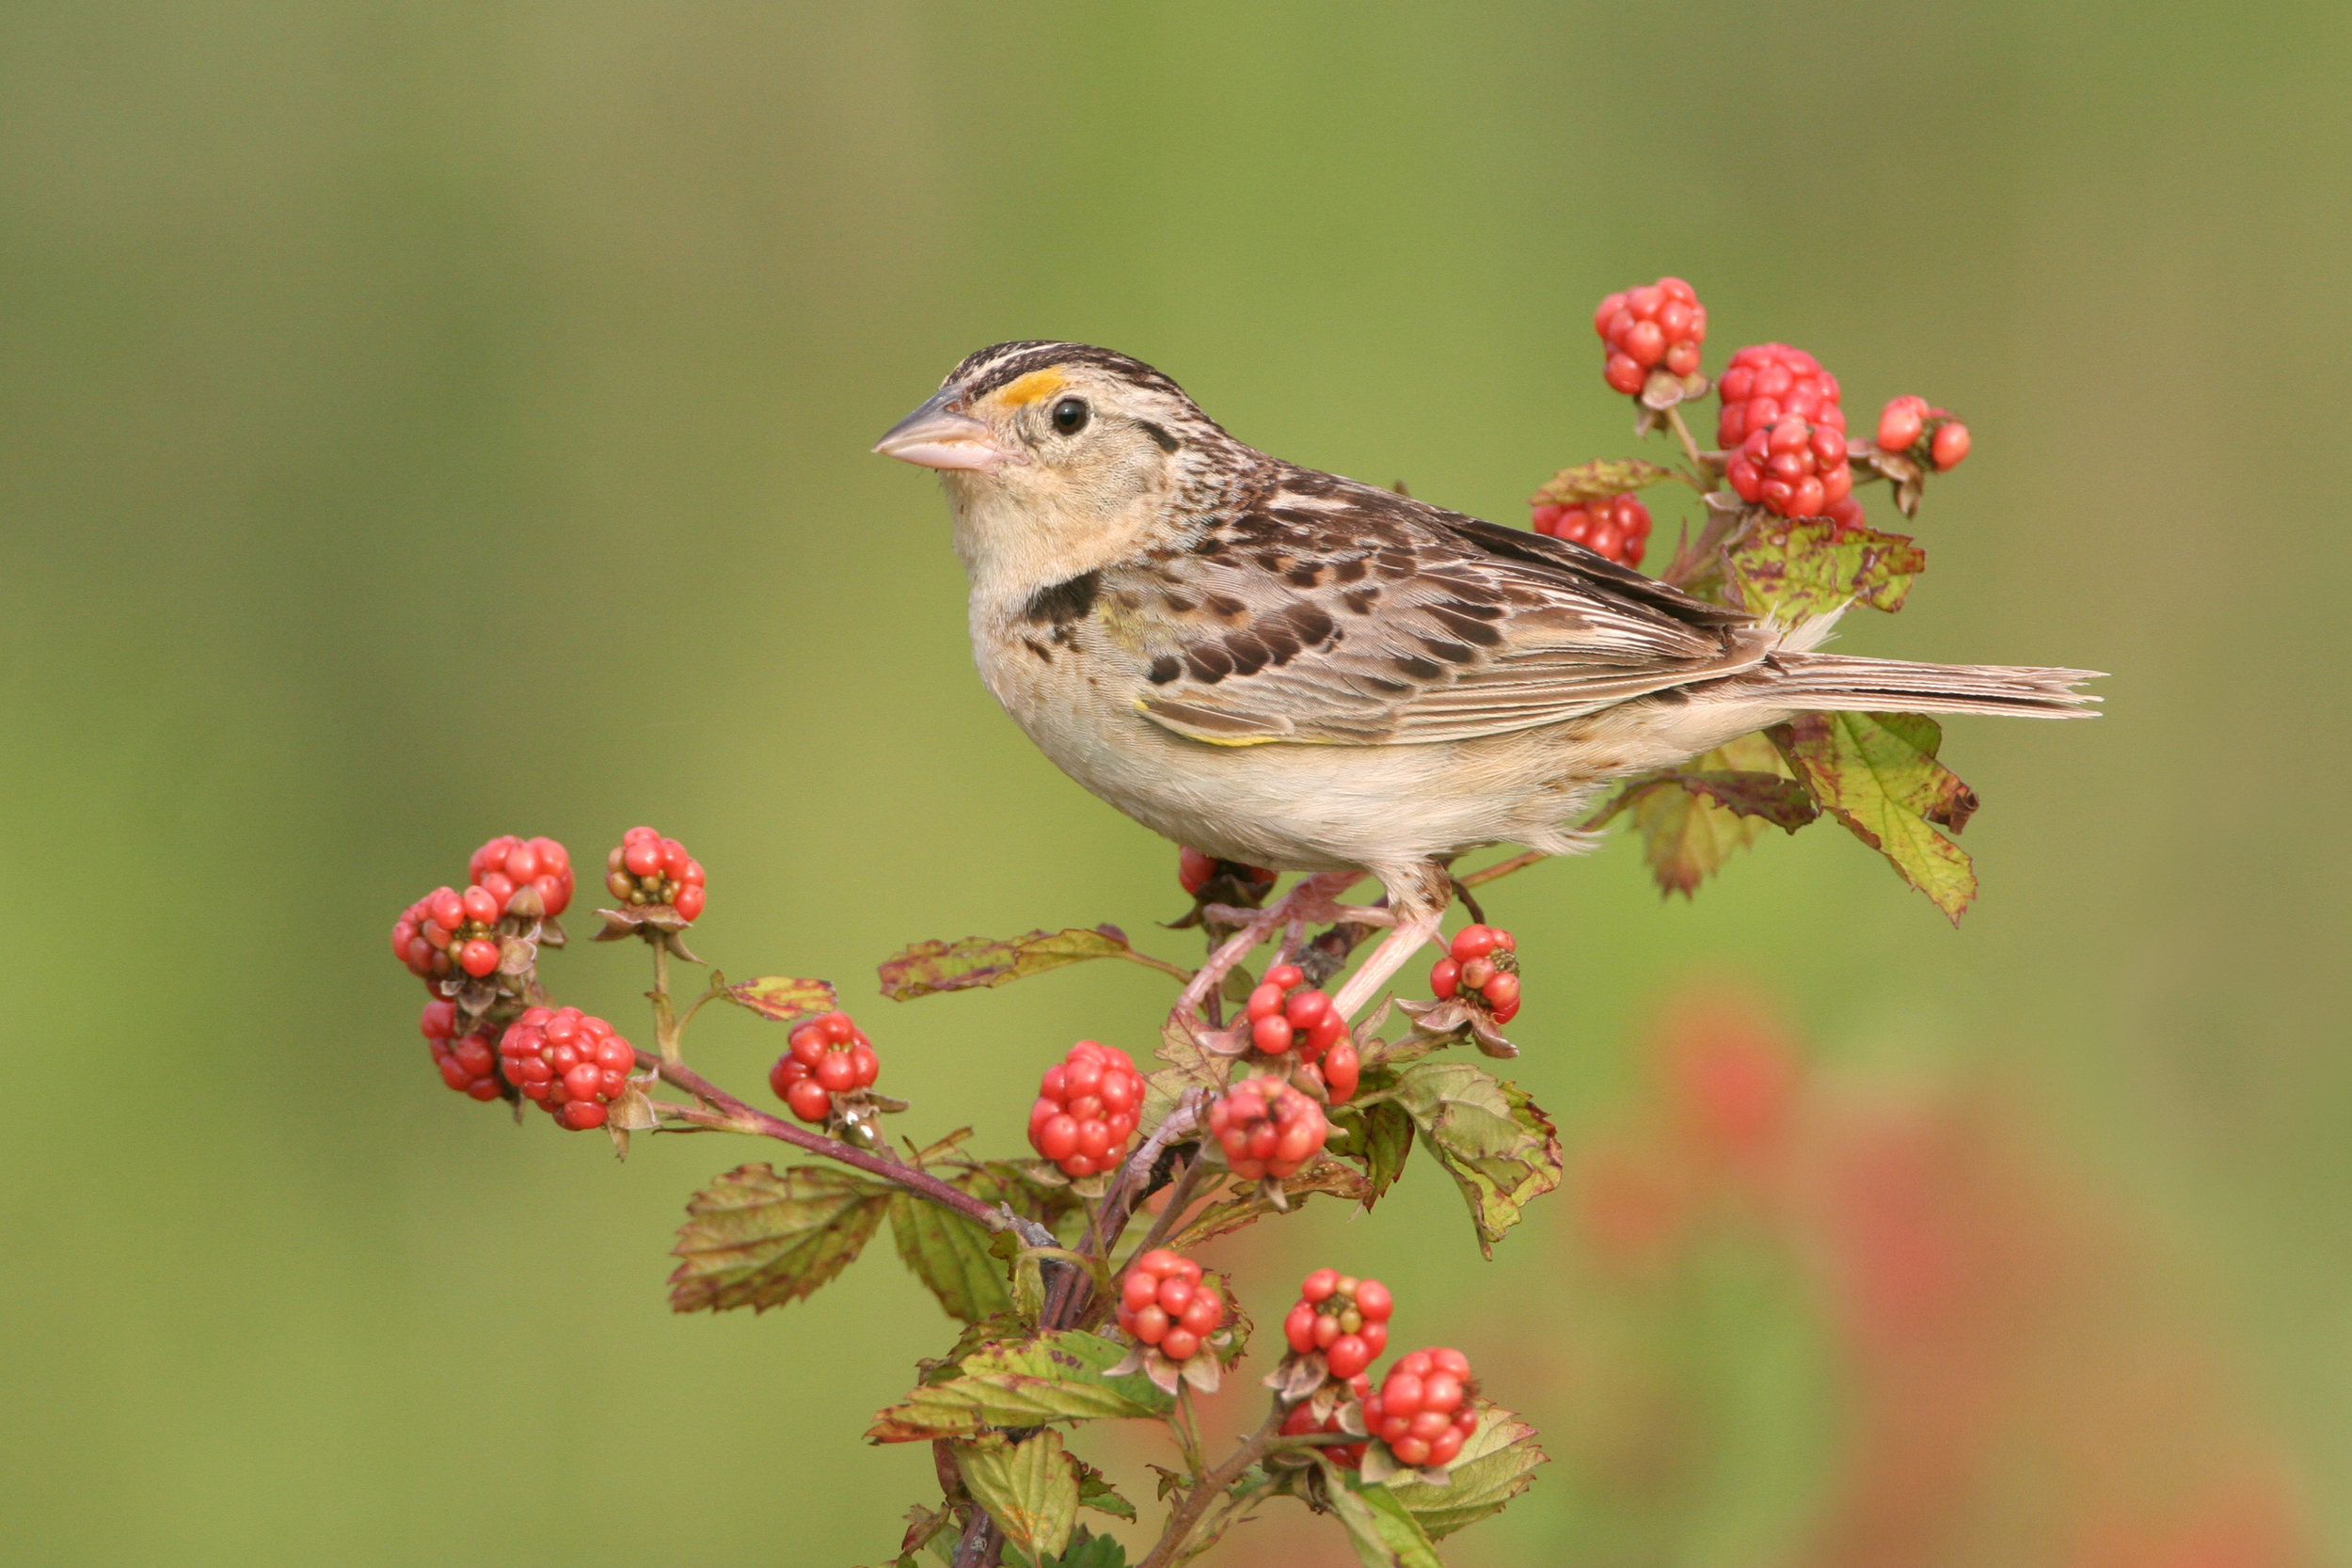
(1391, 995, 1518, 1059)
(590, 900, 706, 961)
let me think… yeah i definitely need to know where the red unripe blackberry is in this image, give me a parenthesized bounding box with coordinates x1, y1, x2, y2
(468, 834, 574, 920)
(1177, 847, 1277, 898)
(1246, 967, 1348, 1070)
(1595, 277, 1708, 394)
(421, 1000, 502, 1101)
(1364, 1347, 1480, 1469)
(1432, 925, 1522, 1024)
(1529, 493, 1652, 569)
(1116, 1249, 1222, 1361)
(1320, 1038, 1361, 1102)
(1726, 415, 1864, 531)
(1930, 420, 1970, 470)
(605, 827, 707, 922)
(1027, 1040, 1143, 1177)
(1207, 1075, 1328, 1180)
(1716, 344, 1845, 451)
(499, 1006, 635, 1130)
(768, 1011, 880, 1124)
(1875, 394, 1970, 475)
(1281, 1268, 1393, 1380)
(1280, 1374, 1372, 1466)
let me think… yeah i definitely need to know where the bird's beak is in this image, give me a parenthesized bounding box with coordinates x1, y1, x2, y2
(872, 390, 1017, 473)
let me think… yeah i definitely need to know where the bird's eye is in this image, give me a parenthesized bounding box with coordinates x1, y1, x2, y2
(1051, 397, 1090, 435)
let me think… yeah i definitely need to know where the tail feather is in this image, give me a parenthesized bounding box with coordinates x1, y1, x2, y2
(1752, 651, 2104, 720)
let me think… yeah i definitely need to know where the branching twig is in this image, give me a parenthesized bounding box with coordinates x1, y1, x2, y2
(1136, 1408, 1285, 1568)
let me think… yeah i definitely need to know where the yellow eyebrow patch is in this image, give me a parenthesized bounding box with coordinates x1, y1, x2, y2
(991, 369, 1069, 409)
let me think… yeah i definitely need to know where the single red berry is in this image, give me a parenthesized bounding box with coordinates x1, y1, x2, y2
(458, 938, 501, 978)
(1450, 926, 1499, 962)
(1930, 420, 1970, 470)
(1178, 846, 1217, 895)
(1482, 971, 1520, 1011)
(1429, 957, 1459, 999)
(1027, 1040, 1143, 1178)
(1251, 1013, 1295, 1054)
(1321, 1039, 1360, 1102)
(1264, 964, 1305, 990)
(1877, 394, 1929, 452)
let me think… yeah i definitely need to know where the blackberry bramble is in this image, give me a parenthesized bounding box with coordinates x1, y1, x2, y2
(1279, 1374, 1371, 1467)
(1716, 343, 1845, 449)
(421, 999, 501, 1101)
(499, 1006, 635, 1131)
(768, 1011, 880, 1125)
(1595, 277, 1708, 395)
(1876, 395, 1971, 472)
(1027, 1040, 1144, 1178)
(1726, 415, 1864, 531)
(468, 834, 574, 921)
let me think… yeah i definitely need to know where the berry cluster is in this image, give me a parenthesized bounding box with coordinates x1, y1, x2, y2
(1281, 1268, 1393, 1381)
(391, 835, 573, 987)
(1725, 415, 1863, 530)
(1529, 493, 1653, 569)
(1595, 277, 1708, 395)
(1177, 847, 1277, 899)
(1117, 1248, 1225, 1364)
(422, 999, 501, 1101)
(1026, 1040, 1144, 1178)
(1243, 963, 1359, 1100)
(499, 1006, 635, 1131)
(469, 835, 575, 922)
(1429, 925, 1520, 1024)
(769, 1011, 882, 1125)
(1876, 395, 1971, 471)
(1208, 1074, 1329, 1180)
(1279, 1375, 1371, 1467)
(1363, 1348, 1480, 1469)
(606, 826, 707, 922)
(1715, 343, 1845, 449)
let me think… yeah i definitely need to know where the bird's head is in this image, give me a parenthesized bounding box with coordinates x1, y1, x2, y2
(874, 342, 1237, 593)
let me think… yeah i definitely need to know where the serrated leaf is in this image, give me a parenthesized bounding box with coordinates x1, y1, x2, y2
(879, 927, 1136, 1002)
(1327, 1100, 1414, 1207)
(872, 1502, 957, 1568)
(1324, 1466, 1444, 1568)
(1722, 515, 1927, 624)
(1164, 1162, 1369, 1252)
(668, 1164, 889, 1313)
(1391, 1061, 1563, 1257)
(723, 974, 838, 1023)
(1772, 712, 1979, 923)
(1587, 735, 1817, 897)
(1073, 1461, 1136, 1521)
(867, 1330, 1173, 1442)
(1379, 1402, 1548, 1539)
(954, 1429, 1080, 1561)
(1006, 1527, 1128, 1568)
(1531, 457, 1675, 507)
(890, 1189, 1015, 1325)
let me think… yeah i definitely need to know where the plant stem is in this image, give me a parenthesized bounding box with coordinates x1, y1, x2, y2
(633, 1049, 1052, 1247)
(1136, 1408, 1285, 1568)
(1662, 403, 1710, 474)
(649, 937, 681, 1063)
(1459, 848, 1548, 888)
(950, 1508, 1000, 1568)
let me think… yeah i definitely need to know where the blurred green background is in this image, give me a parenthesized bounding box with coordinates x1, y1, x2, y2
(5, 3, 2348, 1564)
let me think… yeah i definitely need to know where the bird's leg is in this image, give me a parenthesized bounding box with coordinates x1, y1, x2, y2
(1328, 863, 1454, 1022)
(1174, 871, 1360, 1037)
(1330, 906, 1446, 1021)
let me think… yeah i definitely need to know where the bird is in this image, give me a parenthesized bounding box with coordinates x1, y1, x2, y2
(873, 341, 2098, 1013)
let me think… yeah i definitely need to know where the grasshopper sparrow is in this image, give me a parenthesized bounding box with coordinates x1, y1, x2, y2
(875, 342, 2096, 1009)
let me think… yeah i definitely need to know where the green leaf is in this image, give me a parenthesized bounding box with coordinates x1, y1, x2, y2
(1721, 515, 1927, 624)
(1005, 1527, 1128, 1568)
(721, 974, 838, 1024)
(1586, 733, 1817, 897)
(1772, 712, 1979, 923)
(869, 1502, 957, 1568)
(953, 1429, 1080, 1561)
(867, 1330, 1173, 1443)
(890, 1189, 1016, 1325)
(879, 926, 1137, 1002)
(1379, 1402, 1548, 1539)
(668, 1164, 889, 1313)
(1164, 1161, 1371, 1251)
(1324, 1465, 1445, 1568)
(1391, 1061, 1564, 1257)
(1073, 1462, 1136, 1522)
(1327, 1100, 1414, 1208)
(1531, 457, 1676, 507)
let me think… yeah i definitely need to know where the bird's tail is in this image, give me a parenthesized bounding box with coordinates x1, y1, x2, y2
(1745, 651, 2104, 720)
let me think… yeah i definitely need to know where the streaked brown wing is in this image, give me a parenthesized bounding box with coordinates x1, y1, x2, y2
(1120, 471, 1769, 747)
